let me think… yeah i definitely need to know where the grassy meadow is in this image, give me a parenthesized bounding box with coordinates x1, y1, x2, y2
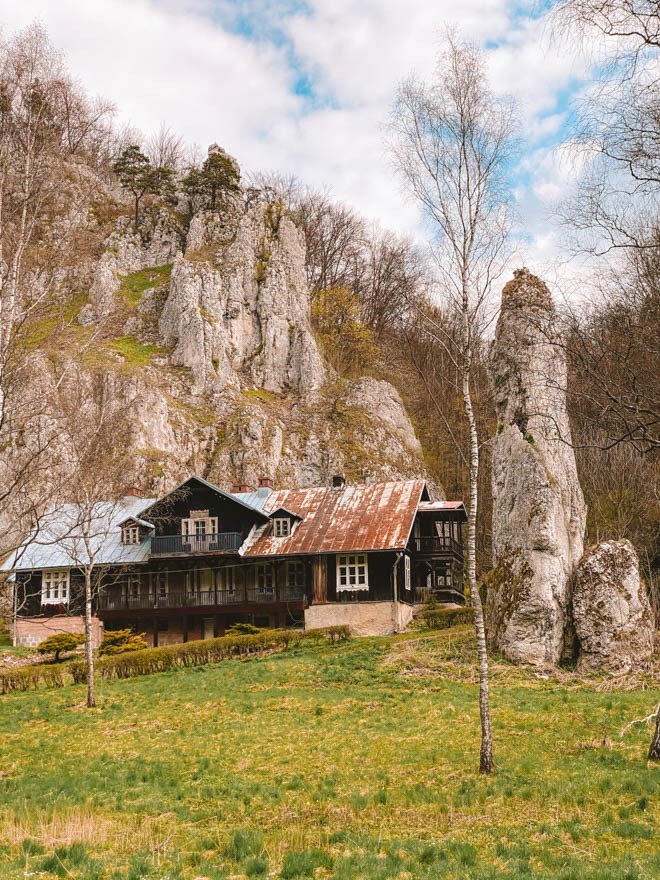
(0, 626, 657, 879)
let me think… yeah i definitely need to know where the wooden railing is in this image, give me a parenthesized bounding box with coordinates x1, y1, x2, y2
(97, 585, 305, 611)
(413, 536, 463, 556)
(150, 532, 243, 556)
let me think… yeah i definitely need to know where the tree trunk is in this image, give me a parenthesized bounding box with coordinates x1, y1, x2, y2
(648, 705, 660, 761)
(134, 195, 139, 230)
(84, 570, 95, 708)
(462, 317, 494, 774)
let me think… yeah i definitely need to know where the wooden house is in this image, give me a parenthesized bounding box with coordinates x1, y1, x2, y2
(4, 475, 466, 645)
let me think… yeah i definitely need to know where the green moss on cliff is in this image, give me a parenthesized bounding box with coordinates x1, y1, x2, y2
(107, 336, 164, 366)
(118, 263, 173, 307)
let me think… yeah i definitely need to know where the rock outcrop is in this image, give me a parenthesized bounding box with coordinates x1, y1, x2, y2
(487, 269, 587, 665)
(2, 144, 429, 513)
(572, 540, 654, 674)
(160, 195, 327, 394)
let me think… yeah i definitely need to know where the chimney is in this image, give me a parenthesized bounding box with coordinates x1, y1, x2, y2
(332, 474, 346, 488)
(124, 486, 144, 498)
(232, 482, 251, 493)
(258, 476, 274, 489)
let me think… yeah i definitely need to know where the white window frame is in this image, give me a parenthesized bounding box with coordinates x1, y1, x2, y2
(273, 518, 291, 537)
(404, 555, 411, 592)
(182, 516, 218, 538)
(41, 569, 70, 605)
(121, 525, 140, 545)
(336, 554, 369, 592)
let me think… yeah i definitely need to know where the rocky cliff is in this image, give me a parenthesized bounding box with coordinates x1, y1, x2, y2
(12, 146, 428, 503)
(486, 269, 587, 665)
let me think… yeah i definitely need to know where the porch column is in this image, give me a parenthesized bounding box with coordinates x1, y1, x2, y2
(312, 556, 327, 604)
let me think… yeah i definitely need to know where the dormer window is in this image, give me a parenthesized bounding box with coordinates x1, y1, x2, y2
(273, 518, 291, 537)
(121, 526, 140, 545)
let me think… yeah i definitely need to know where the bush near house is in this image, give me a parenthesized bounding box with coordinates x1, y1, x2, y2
(419, 605, 473, 629)
(36, 632, 85, 662)
(0, 626, 350, 694)
(99, 628, 149, 655)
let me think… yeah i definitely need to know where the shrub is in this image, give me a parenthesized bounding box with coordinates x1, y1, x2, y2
(1, 626, 348, 695)
(99, 628, 149, 655)
(421, 606, 473, 629)
(225, 622, 263, 636)
(37, 632, 85, 662)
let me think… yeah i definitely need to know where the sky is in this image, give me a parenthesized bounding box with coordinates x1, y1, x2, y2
(1, 0, 600, 291)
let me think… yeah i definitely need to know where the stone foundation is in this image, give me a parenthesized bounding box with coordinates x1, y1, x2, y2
(13, 615, 103, 648)
(305, 601, 414, 637)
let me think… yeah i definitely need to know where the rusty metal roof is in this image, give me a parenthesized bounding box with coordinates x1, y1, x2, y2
(242, 480, 428, 557)
(417, 500, 466, 518)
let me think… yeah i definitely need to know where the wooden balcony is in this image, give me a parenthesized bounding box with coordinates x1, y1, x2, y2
(413, 536, 463, 557)
(150, 532, 243, 557)
(97, 586, 305, 612)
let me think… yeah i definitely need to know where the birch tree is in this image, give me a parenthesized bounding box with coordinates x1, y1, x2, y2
(52, 369, 135, 708)
(0, 24, 114, 540)
(389, 34, 517, 774)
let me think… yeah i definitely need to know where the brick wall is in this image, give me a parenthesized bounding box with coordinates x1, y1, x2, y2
(13, 615, 103, 649)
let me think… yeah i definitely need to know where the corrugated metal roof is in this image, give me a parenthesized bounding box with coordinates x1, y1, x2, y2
(242, 480, 427, 557)
(418, 501, 466, 514)
(231, 486, 273, 512)
(2, 497, 157, 572)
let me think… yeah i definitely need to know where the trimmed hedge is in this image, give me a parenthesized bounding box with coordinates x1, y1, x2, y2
(420, 606, 473, 629)
(0, 625, 350, 695)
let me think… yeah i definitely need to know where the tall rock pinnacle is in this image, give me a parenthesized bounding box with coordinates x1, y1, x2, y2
(486, 269, 586, 665)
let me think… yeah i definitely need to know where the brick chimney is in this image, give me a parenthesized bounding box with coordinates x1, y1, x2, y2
(258, 476, 274, 489)
(232, 482, 251, 493)
(124, 486, 144, 498)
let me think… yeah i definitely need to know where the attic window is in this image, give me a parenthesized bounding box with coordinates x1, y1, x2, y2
(273, 518, 291, 538)
(41, 569, 70, 605)
(121, 526, 140, 545)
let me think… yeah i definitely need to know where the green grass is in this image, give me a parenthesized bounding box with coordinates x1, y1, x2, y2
(117, 264, 173, 307)
(106, 335, 164, 366)
(0, 629, 657, 879)
(20, 292, 89, 350)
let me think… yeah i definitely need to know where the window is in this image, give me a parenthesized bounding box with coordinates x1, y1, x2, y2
(404, 555, 411, 592)
(182, 515, 218, 538)
(152, 572, 168, 599)
(218, 567, 236, 594)
(121, 525, 140, 545)
(41, 569, 70, 605)
(285, 560, 305, 590)
(128, 573, 140, 600)
(273, 518, 291, 537)
(336, 554, 368, 591)
(256, 564, 273, 595)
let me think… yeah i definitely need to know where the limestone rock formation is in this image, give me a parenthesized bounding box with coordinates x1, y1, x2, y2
(160, 195, 327, 394)
(572, 540, 654, 674)
(487, 269, 587, 665)
(1, 144, 429, 516)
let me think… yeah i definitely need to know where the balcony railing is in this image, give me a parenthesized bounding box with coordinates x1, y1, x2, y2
(413, 536, 463, 556)
(151, 532, 243, 556)
(97, 586, 306, 611)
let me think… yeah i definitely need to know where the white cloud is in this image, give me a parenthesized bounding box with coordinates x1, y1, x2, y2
(0, 0, 602, 288)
